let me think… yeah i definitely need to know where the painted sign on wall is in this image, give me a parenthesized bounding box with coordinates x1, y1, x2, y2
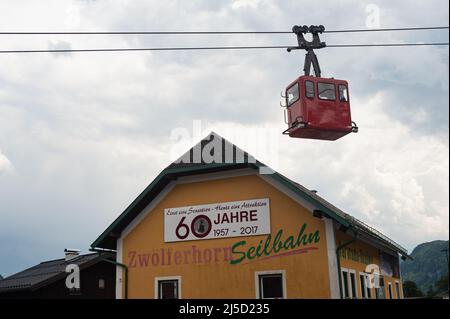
(339, 246, 374, 265)
(127, 225, 320, 268)
(380, 252, 399, 277)
(230, 224, 320, 265)
(164, 198, 270, 242)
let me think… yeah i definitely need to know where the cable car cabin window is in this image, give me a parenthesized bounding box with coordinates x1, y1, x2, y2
(286, 83, 300, 107)
(339, 85, 348, 102)
(318, 82, 336, 101)
(305, 81, 315, 98)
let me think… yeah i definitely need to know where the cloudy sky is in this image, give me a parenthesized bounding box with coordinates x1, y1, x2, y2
(0, 0, 448, 277)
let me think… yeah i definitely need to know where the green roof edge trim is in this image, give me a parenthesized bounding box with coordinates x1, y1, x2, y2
(90, 162, 247, 249)
(269, 172, 351, 228)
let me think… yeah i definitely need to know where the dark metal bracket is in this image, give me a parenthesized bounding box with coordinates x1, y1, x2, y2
(282, 119, 307, 135)
(287, 25, 326, 77)
(351, 121, 359, 133)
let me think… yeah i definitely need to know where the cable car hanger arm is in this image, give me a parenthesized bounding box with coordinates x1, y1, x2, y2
(287, 25, 327, 77)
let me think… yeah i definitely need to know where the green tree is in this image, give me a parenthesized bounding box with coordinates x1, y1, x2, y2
(403, 280, 424, 298)
(426, 286, 436, 298)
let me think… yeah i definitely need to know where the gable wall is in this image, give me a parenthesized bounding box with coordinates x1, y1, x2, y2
(120, 173, 331, 298)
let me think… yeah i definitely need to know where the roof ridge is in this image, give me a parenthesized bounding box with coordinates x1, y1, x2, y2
(167, 131, 260, 170)
(1, 253, 99, 281)
(38, 252, 97, 265)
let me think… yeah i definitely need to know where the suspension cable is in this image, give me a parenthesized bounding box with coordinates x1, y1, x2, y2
(0, 26, 448, 35)
(0, 42, 448, 54)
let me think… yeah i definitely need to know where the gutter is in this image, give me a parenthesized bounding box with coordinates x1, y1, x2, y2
(90, 248, 128, 299)
(336, 227, 358, 299)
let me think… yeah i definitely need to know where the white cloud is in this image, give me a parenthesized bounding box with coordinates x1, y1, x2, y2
(231, 0, 262, 10)
(48, 40, 72, 57)
(0, 0, 448, 275)
(0, 149, 12, 174)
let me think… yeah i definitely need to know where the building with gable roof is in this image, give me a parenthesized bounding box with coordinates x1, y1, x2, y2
(0, 251, 115, 299)
(91, 132, 409, 299)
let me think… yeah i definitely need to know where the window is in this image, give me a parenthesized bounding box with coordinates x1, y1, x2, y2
(366, 274, 372, 299)
(156, 277, 180, 299)
(342, 269, 358, 298)
(342, 269, 350, 298)
(318, 82, 336, 100)
(359, 274, 366, 299)
(305, 81, 315, 98)
(339, 85, 348, 102)
(256, 271, 285, 299)
(360, 273, 373, 298)
(98, 279, 105, 289)
(388, 282, 393, 299)
(395, 281, 401, 299)
(286, 83, 300, 107)
(350, 272, 357, 299)
(376, 276, 385, 299)
(158, 280, 179, 299)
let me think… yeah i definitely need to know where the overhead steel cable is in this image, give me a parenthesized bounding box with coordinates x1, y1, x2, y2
(0, 26, 448, 35)
(0, 42, 448, 54)
(327, 42, 450, 47)
(0, 46, 290, 53)
(325, 26, 449, 33)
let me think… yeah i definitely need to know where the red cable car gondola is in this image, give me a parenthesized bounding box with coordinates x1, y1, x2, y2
(282, 25, 358, 141)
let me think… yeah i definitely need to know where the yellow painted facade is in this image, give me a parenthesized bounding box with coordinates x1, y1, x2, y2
(116, 172, 404, 299)
(337, 232, 403, 299)
(122, 174, 331, 298)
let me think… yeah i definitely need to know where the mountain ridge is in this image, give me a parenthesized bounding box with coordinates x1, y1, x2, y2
(401, 239, 449, 294)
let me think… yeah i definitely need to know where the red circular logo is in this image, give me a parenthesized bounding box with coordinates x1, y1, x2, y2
(191, 215, 212, 238)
